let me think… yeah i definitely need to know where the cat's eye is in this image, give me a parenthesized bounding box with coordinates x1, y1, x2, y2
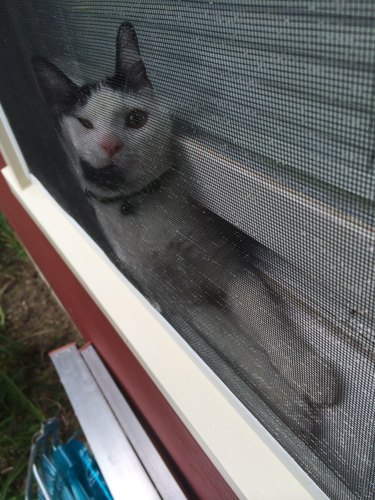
(125, 109, 148, 129)
(77, 117, 94, 129)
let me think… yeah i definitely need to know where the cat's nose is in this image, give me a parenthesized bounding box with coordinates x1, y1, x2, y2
(100, 138, 124, 158)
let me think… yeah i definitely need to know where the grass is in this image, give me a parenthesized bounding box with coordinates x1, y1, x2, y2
(0, 213, 80, 498)
(0, 214, 26, 268)
(0, 336, 42, 500)
(0, 213, 34, 499)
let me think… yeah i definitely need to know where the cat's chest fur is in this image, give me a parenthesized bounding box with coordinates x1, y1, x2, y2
(90, 177, 192, 280)
(86, 170, 228, 307)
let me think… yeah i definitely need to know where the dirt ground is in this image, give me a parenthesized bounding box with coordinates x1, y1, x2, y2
(0, 214, 82, 497)
(1, 259, 80, 354)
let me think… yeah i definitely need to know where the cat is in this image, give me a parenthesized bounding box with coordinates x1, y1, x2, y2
(33, 22, 339, 440)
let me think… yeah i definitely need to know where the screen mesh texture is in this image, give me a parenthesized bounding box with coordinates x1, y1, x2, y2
(1, 2, 374, 498)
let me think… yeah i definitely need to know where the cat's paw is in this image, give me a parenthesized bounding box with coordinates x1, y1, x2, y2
(151, 301, 162, 313)
(303, 357, 340, 407)
(279, 353, 340, 407)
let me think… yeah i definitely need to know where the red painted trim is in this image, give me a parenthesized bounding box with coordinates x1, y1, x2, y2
(0, 164, 236, 499)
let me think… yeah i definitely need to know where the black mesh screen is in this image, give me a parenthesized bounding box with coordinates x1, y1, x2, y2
(1, 2, 374, 498)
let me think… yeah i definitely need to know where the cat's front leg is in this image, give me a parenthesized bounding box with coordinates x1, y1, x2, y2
(180, 304, 316, 441)
(228, 269, 340, 408)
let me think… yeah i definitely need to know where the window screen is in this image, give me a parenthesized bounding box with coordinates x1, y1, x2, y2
(1, 2, 374, 498)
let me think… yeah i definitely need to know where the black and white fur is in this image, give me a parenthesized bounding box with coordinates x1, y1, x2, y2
(33, 22, 339, 439)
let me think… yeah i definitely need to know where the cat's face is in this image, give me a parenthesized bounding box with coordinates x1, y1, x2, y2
(60, 84, 171, 191)
(33, 22, 172, 195)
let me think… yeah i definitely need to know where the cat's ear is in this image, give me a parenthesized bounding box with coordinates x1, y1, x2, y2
(32, 57, 79, 114)
(115, 22, 152, 90)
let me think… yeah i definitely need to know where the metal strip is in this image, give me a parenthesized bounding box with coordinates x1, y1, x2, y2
(81, 344, 186, 500)
(50, 344, 160, 500)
